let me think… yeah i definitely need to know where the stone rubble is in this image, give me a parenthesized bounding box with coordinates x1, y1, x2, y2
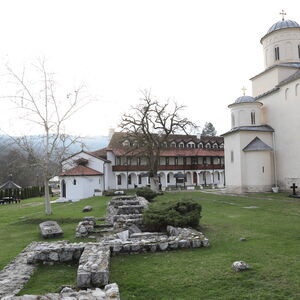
(0, 195, 210, 299)
(77, 244, 110, 288)
(5, 283, 120, 300)
(107, 195, 149, 229)
(232, 261, 250, 272)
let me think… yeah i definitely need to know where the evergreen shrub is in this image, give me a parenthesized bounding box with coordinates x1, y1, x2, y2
(136, 187, 158, 202)
(143, 199, 202, 231)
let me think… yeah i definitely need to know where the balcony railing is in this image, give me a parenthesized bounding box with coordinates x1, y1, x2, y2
(112, 164, 224, 172)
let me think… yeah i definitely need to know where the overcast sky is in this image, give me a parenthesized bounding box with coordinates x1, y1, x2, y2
(0, 0, 299, 137)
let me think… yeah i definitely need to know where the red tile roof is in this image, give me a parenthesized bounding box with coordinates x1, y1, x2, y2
(60, 165, 103, 176)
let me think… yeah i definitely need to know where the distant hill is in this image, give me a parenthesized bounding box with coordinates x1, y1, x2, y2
(0, 135, 110, 154)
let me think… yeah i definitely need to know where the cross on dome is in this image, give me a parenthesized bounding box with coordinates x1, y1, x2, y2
(241, 86, 247, 96)
(279, 9, 286, 21)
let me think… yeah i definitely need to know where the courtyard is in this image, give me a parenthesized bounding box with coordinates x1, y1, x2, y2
(0, 191, 299, 299)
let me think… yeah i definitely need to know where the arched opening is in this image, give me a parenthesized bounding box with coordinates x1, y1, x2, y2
(62, 179, 66, 197)
(285, 88, 290, 100)
(251, 111, 256, 125)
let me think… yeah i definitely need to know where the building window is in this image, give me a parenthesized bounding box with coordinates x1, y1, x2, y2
(213, 143, 218, 149)
(220, 143, 224, 149)
(183, 157, 186, 165)
(99, 178, 101, 184)
(285, 88, 289, 100)
(148, 176, 150, 184)
(128, 174, 131, 185)
(167, 173, 170, 183)
(251, 112, 256, 125)
(191, 157, 198, 165)
(137, 157, 141, 165)
(165, 157, 169, 166)
(175, 157, 178, 165)
(274, 46, 280, 61)
(73, 179, 76, 185)
(198, 143, 203, 148)
(205, 143, 211, 149)
(298, 45, 300, 59)
(262, 166, 265, 173)
(217, 172, 220, 180)
(116, 157, 121, 165)
(179, 142, 184, 148)
(138, 174, 142, 184)
(170, 142, 176, 148)
(230, 151, 234, 163)
(127, 157, 132, 165)
(117, 175, 122, 185)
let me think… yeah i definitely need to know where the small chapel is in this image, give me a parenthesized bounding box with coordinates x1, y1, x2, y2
(223, 11, 300, 193)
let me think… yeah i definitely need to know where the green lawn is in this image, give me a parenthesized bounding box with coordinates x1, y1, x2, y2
(1, 192, 300, 299)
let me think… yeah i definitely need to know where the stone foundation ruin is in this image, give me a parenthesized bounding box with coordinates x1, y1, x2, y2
(0, 195, 209, 299)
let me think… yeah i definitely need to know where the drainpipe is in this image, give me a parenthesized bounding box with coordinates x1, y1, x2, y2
(272, 132, 278, 187)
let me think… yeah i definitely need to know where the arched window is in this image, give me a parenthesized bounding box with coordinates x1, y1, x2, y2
(117, 175, 122, 185)
(296, 83, 300, 96)
(198, 142, 203, 148)
(274, 46, 280, 61)
(128, 174, 132, 185)
(170, 142, 176, 148)
(231, 113, 235, 128)
(205, 143, 211, 149)
(73, 179, 77, 185)
(167, 173, 170, 183)
(179, 142, 184, 148)
(251, 112, 256, 125)
(138, 174, 142, 184)
(285, 88, 290, 100)
(213, 143, 218, 149)
(219, 143, 224, 149)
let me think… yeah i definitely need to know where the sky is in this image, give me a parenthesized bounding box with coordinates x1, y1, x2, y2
(0, 0, 299, 137)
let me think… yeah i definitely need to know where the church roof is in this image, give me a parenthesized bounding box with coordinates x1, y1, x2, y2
(234, 96, 256, 104)
(221, 125, 274, 137)
(277, 69, 300, 87)
(261, 19, 300, 41)
(60, 165, 103, 176)
(243, 137, 273, 152)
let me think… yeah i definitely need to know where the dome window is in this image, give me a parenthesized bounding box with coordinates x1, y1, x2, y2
(274, 46, 280, 61)
(251, 112, 256, 125)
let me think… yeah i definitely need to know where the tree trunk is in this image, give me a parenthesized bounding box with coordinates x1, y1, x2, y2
(44, 177, 52, 215)
(150, 176, 160, 192)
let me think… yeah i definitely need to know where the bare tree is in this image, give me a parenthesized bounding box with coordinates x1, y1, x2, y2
(3, 59, 90, 215)
(120, 90, 196, 191)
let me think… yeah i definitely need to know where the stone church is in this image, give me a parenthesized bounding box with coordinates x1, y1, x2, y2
(223, 14, 300, 193)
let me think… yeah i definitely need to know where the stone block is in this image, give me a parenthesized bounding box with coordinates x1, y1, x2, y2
(82, 205, 93, 212)
(39, 221, 63, 239)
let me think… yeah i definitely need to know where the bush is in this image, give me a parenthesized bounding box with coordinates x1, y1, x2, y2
(143, 199, 202, 231)
(136, 187, 158, 202)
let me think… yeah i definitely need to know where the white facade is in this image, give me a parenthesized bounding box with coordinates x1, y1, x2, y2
(223, 17, 300, 193)
(59, 134, 225, 201)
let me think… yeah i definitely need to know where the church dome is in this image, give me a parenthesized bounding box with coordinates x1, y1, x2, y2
(266, 19, 300, 35)
(234, 96, 256, 104)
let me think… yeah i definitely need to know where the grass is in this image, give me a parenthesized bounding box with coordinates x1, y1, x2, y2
(1, 191, 300, 299)
(0, 195, 110, 270)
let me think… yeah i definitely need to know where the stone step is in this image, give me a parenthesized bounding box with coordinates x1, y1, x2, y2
(77, 245, 110, 288)
(116, 205, 145, 215)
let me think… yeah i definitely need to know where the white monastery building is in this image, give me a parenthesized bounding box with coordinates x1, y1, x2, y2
(60, 132, 224, 201)
(223, 14, 300, 193)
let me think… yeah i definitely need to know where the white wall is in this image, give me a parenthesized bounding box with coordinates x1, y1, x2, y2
(61, 176, 102, 201)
